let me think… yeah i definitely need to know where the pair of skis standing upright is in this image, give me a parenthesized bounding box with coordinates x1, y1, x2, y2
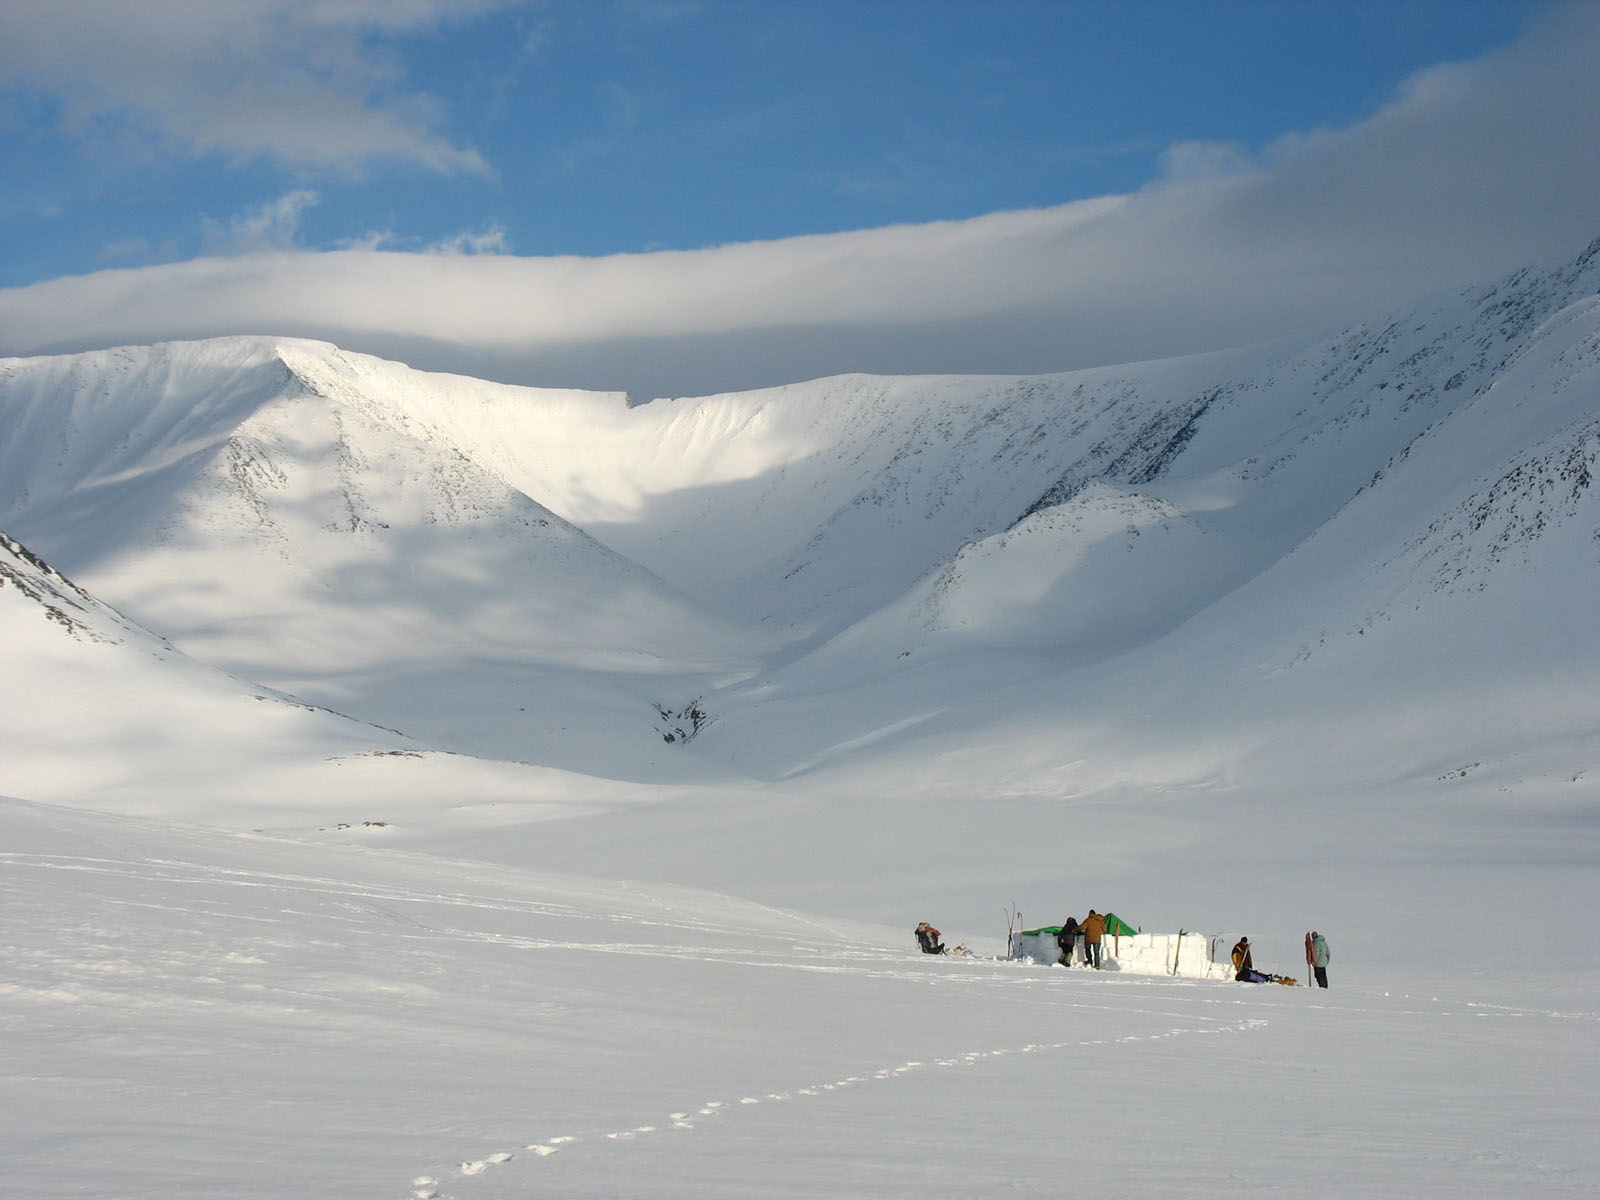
(1304, 930, 1329, 988)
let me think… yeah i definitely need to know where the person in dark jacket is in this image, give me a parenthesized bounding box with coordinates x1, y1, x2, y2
(915, 922, 945, 954)
(1080, 910, 1107, 969)
(1056, 917, 1080, 966)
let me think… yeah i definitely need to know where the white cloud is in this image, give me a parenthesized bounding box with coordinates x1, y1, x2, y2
(426, 226, 511, 255)
(203, 191, 321, 255)
(3, 4, 1598, 399)
(0, 0, 502, 174)
(338, 230, 398, 252)
(1155, 140, 1258, 186)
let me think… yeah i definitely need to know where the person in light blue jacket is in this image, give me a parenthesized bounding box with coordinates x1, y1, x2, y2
(1311, 931, 1330, 988)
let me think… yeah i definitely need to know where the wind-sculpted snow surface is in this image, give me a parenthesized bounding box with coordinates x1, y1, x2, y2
(4, 796, 1597, 1200)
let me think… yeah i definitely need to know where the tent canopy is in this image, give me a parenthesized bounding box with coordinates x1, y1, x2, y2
(1022, 913, 1139, 939)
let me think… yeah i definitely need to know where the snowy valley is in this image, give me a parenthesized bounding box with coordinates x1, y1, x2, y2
(2, 237, 1598, 1198)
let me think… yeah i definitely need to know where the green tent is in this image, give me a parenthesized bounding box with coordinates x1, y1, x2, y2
(1021, 913, 1139, 939)
(1103, 912, 1138, 937)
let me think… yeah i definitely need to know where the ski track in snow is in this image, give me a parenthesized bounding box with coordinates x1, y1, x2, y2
(409, 1015, 1272, 1198)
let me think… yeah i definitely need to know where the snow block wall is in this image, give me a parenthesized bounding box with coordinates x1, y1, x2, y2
(1015, 930, 1233, 980)
(1112, 932, 1233, 980)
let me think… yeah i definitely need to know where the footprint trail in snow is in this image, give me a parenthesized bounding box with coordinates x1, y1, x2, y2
(411, 1014, 1267, 1195)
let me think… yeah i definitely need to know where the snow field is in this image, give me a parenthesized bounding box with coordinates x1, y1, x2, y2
(3, 796, 1596, 1199)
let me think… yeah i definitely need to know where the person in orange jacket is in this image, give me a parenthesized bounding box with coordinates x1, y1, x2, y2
(1080, 909, 1107, 969)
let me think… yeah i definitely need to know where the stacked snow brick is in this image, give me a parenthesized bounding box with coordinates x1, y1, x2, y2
(1015, 930, 1233, 980)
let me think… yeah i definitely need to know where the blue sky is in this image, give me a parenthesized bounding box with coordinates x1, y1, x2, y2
(2, 1, 1596, 397)
(0, 0, 1548, 281)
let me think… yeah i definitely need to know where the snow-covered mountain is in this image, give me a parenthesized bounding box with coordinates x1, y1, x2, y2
(704, 236, 1600, 760)
(0, 339, 775, 775)
(1, 234, 1596, 938)
(0, 525, 648, 827)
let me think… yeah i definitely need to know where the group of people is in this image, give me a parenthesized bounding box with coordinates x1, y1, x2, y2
(1232, 931, 1330, 987)
(918, 915, 1331, 987)
(1054, 909, 1108, 969)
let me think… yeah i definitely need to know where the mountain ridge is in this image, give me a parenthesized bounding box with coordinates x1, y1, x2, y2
(1, 233, 1596, 815)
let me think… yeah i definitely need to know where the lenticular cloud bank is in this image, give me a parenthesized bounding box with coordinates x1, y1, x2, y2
(2, 235, 1597, 1198)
